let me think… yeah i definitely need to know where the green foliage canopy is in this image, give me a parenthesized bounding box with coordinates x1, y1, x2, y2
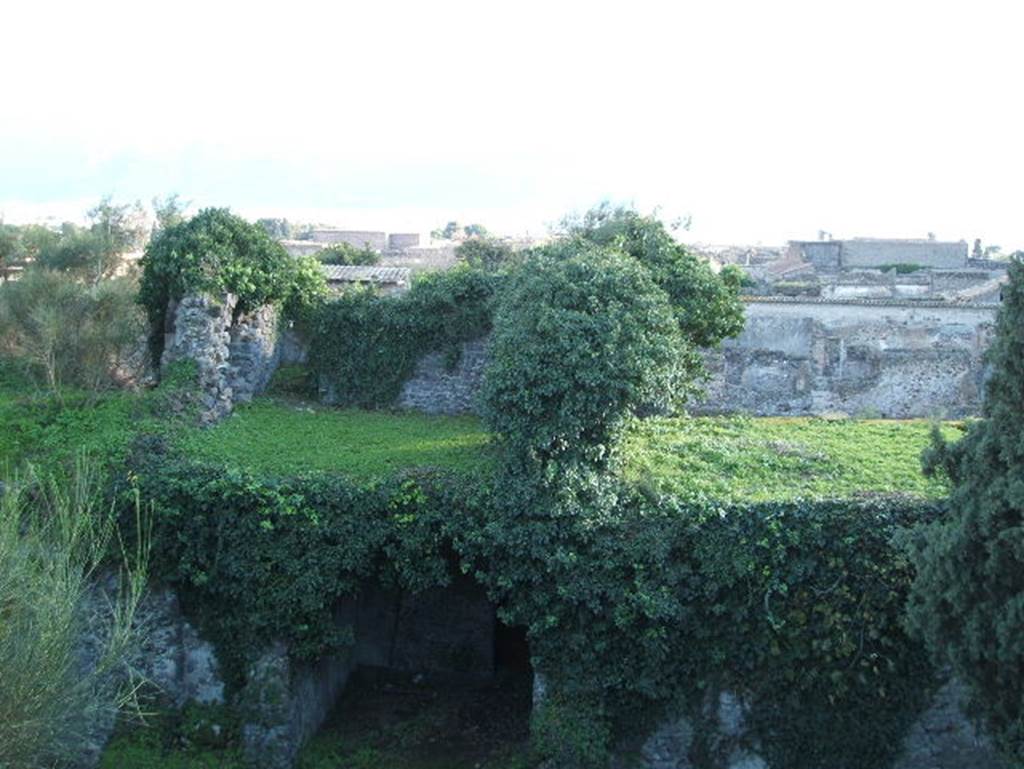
(906, 256, 1024, 761)
(481, 243, 685, 479)
(138, 208, 326, 363)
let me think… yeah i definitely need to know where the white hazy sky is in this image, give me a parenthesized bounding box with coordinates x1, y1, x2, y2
(1, 0, 1021, 248)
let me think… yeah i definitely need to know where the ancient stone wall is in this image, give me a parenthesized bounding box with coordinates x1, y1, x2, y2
(594, 677, 1007, 769)
(396, 338, 490, 414)
(695, 298, 997, 418)
(383, 298, 997, 419)
(160, 293, 286, 423)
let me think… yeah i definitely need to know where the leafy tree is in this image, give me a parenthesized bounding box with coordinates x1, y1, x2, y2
(463, 223, 489, 238)
(152, 194, 190, 234)
(906, 255, 1024, 761)
(0, 223, 18, 280)
(256, 217, 291, 239)
(138, 208, 326, 366)
(36, 198, 146, 283)
(316, 242, 380, 266)
(0, 271, 146, 400)
(480, 242, 685, 482)
(455, 236, 516, 271)
(431, 221, 460, 240)
(560, 203, 745, 348)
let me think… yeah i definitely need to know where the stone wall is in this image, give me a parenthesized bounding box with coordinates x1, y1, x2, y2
(309, 229, 388, 252)
(160, 293, 286, 423)
(841, 238, 968, 269)
(397, 338, 490, 414)
(695, 298, 997, 418)
(382, 297, 997, 419)
(598, 677, 1006, 769)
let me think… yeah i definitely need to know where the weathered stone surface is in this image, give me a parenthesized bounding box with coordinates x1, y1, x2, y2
(397, 337, 489, 415)
(893, 678, 1008, 769)
(76, 581, 225, 768)
(160, 293, 284, 423)
(161, 293, 237, 424)
(610, 681, 1006, 769)
(240, 642, 354, 769)
(696, 300, 997, 418)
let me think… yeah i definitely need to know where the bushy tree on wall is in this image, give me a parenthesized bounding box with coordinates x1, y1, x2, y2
(138, 208, 325, 367)
(906, 255, 1024, 761)
(481, 205, 745, 484)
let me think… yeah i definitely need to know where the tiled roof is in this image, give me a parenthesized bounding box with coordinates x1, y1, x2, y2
(321, 265, 411, 284)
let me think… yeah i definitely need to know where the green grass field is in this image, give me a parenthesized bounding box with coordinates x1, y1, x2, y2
(178, 396, 954, 500)
(177, 399, 494, 480)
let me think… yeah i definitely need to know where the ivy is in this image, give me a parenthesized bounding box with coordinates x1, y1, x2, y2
(308, 266, 498, 408)
(128, 450, 939, 768)
(138, 208, 326, 365)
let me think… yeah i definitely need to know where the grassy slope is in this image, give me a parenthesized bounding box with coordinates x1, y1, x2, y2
(177, 399, 494, 480)
(623, 415, 956, 501)
(179, 397, 953, 500)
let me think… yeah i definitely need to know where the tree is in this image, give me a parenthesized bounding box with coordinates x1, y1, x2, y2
(36, 198, 146, 283)
(256, 218, 292, 239)
(431, 221, 460, 240)
(152, 194, 190, 234)
(316, 242, 380, 266)
(480, 242, 686, 482)
(455, 236, 516, 271)
(0, 271, 146, 400)
(905, 255, 1024, 761)
(559, 203, 745, 350)
(463, 223, 489, 238)
(973, 238, 984, 260)
(139, 208, 326, 366)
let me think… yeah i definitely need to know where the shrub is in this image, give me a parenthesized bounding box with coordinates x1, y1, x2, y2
(905, 256, 1024, 760)
(455, 237, 517, 271)
(315, 242, 379, 266)
(480, 243, 685, 480)
(0, 461, 147, 769)
(0, 270, 146, 400)
(138, 209, 326, 365)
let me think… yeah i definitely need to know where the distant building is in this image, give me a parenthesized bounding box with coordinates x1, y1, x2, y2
(787, 238, 969, 270)
(320, 264, 411, 295)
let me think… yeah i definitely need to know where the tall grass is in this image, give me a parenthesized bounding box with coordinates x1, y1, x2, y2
(0, 460, 148, 769)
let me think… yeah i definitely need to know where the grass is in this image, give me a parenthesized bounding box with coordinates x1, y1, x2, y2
(623, 415, 956, 502)
(177, 396, 954, 501)
(177, 399, 494, 481)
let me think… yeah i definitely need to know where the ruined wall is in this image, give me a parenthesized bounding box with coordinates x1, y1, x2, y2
(695, 298, 997, 418)
(309, 230, 388, 252)
(841, 239, 968, 269)
(592, 677, 1007, 769)
(160, 293, 286, 422)
(397, 338, 490, 414)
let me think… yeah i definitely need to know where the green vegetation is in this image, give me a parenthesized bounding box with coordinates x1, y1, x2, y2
(625, 415, 955, 502)
(906, 256, 1024, 762)
(455, 236, 517, 271)
(316, 242, 380, 266)
(139, 208, 326, 364)
(0, 270, 145, 401)
(309, 266, 497, 409)
(178, 399, 492, 480)
(173, 395, 953, 500)
(876, 262, 926, 274)
(1, 462, 147, 769)
(482, 242, 686, 480)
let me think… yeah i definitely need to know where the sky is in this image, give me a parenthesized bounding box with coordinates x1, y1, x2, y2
(1, 0, 1022, 248)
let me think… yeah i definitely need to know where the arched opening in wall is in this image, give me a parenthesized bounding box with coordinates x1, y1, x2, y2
(494, 618, 531, 676)
(301, 587, 533, 766)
